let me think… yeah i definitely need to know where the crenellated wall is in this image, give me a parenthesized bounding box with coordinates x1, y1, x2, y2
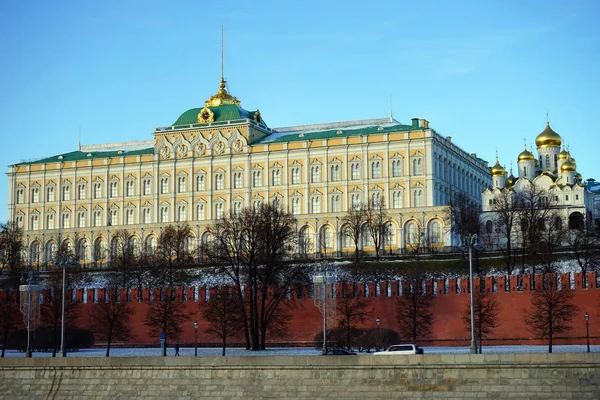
(2, 272, 598, 347)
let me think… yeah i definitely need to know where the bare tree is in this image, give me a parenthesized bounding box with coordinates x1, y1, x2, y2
(0, 291, 20, 357)
(144, 287, 190, 356)
(449, 192, 481, 237)
(567, 228, 600, 288)
(342, 204, 367, 262)
(487, 189, 518, 275)
(109, 229, 137, 288)
(396, 266, 433, 342)
(524, 274, 578, 353)
(152, 224, 195, 287)
(202, 287, 244, 356)
(336, 284, 373, 350)
(462, 290, 499, 353)
(365, 199, 389, 261)
(0, 221, 24, 290)
(89, 275, 134, 357)
(203, 203, 309, 350)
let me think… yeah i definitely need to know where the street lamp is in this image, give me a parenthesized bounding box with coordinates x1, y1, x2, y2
(194, 321, 198, 356)
(462, 234, 478, 355)
(56, 254, 76, 357)
(313, 262, 336, 355)
(585, 311, 590, 353)
(376, 317, 381, 352)
(19, 270, 42, 358)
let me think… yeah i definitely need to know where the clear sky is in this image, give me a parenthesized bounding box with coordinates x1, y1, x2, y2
(1, 0, 599, 222)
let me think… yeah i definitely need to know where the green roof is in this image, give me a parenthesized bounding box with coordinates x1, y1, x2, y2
(172, 105, 260, 126)
(13, 148, 154, 166)
(258, 123, 417, 144)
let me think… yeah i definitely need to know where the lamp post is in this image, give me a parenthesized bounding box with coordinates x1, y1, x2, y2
(462, 234, 478, 355)
(194, 321, 198, 356)
(376, 317, 381, 352)
(585, 311, 590, 353)
(313, 262, 336, 355)
(56, 254, 75, 357)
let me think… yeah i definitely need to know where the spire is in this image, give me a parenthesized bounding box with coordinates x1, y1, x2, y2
(221, 25, 224, 81)
(389, 94, 393, 122)
(78, 125, 81, 151)
(203, 26, 241, 108)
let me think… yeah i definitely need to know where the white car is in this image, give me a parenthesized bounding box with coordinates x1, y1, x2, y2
(373, 344, 424, 355)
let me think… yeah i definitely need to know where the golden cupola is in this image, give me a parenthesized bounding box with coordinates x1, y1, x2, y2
(517, 145, 535, 162)
(560, 156, 576, 172)
(490, 157, 506, 176)
(558, 146, 570, 161)
(505, 170, 516, 187)
(205, 77, 241, 107)
(535, 122, 562, 148)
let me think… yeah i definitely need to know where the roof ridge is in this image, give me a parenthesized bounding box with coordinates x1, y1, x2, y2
(273, 117, 401, 133)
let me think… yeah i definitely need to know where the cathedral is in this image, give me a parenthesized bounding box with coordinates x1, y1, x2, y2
(481, 122, 594, 243)
(7, 76, 492, 267)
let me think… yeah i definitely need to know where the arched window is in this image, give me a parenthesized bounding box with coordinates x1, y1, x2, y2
(485, 220, 493, 234)
(406, 222, 418, 244)
(429, 221, 442, 244)
(545, 154, 550, 169)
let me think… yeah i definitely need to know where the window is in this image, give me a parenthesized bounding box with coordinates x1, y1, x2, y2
(412, 158, 423, 175)
(566, 195, 569, 201)
(196, 204, 205, 220)
(351, 193, 361, 210)
(177, 205, 186, 222)
(233, 201, 242, 216)
(485, 220, 493, 234)
(330, 194, 341, 212)
(32, 188, 40, 203)
(16, 215, 23, 229)
(429, 221, 442, 244)
(77, 212, 86, 228)
(142, 179, 151, 195)
(371, 192, 381, 206)
(342, 228, 351, 248)
(110, 181, 118, 197)
(160, 178, 169, 194)
(233, 172, 242, 189)
(77, 184, 86, 200)
(31, 215, 39, 230)
(371, 161, 382, 178)
(215, 203, 224, 219)
(126, 181, 135, 196)
(252, 199, 262, 211)
(412, 189, 424, 207)
(94, 183, 102, 199)
(311, 166, 320, 183)
(311, 196, 321, 214)
(406, 222, 418, 244)
(126, 209, 134, 225)
(16, 189, 24, 204)
(196, 174, 206, 191)
(392, 191, 403, 208)
(523, 166, 528, 176)
(392, 160, 402, 177)
(142, 208, 150, 224)
(291, 167, 300, 184)
(62, 213, 70, 229)
(351, 163, 360, 180)
(252, 170, 262, 187)
(46, 214, 54, 230)
(272, 169, 281, 186)
(215, 173, 224, 190)
(576, 194, 579, 200)
(330, 164, 340, 182)
(109, 209, 118, 226)
(177, 176, 186, 193)
(94, 211, 102, 227)
(46, 187, 55, 202)
(160, 207, 168, 223)
(291, 198, 301, 215)
(545, 154, 550, 169)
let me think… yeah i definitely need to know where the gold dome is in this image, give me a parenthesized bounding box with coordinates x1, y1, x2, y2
(560, 157, 576, 172)
(505, 170, 516, 187)
(557, 146, 570, 161)
(535, 122, 562, 148)
(490, 157, 506, 177)
(517, 145, 535, 162)
(576, 173, 582, 183)
(205, 77, 241, 107)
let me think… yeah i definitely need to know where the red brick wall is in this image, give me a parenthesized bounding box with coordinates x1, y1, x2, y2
(3, 272, 599, 347)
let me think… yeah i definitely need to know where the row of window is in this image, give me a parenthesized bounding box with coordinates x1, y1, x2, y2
(17, 188, 427, 230)
(15, 158, 423, 205)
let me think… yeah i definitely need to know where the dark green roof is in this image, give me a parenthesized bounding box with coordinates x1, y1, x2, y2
(258, 123, 417, 144)
(172, 105, 260, 126)
(13, 148, 154, 166)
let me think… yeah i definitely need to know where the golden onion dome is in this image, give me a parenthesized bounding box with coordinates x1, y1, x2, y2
(576, 173, 583, 183)
(205, 77, 241, 107)
(535, 122, 562, 148)
(505, 171, 516, 187)
(558, 146, 570, 161)
(560, 157, 576, 172)
(490, 157, 506, 176)
(517, 145, 535, 162)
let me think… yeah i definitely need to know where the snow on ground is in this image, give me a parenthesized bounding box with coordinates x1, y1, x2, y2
(2, 345, 598, 358)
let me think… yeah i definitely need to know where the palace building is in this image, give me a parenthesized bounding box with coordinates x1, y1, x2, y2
(481, 122, 594, 245)
(7, 77, 492, 267)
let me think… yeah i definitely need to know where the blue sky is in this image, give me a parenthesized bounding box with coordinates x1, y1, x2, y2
(1, 0, 599, 222)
